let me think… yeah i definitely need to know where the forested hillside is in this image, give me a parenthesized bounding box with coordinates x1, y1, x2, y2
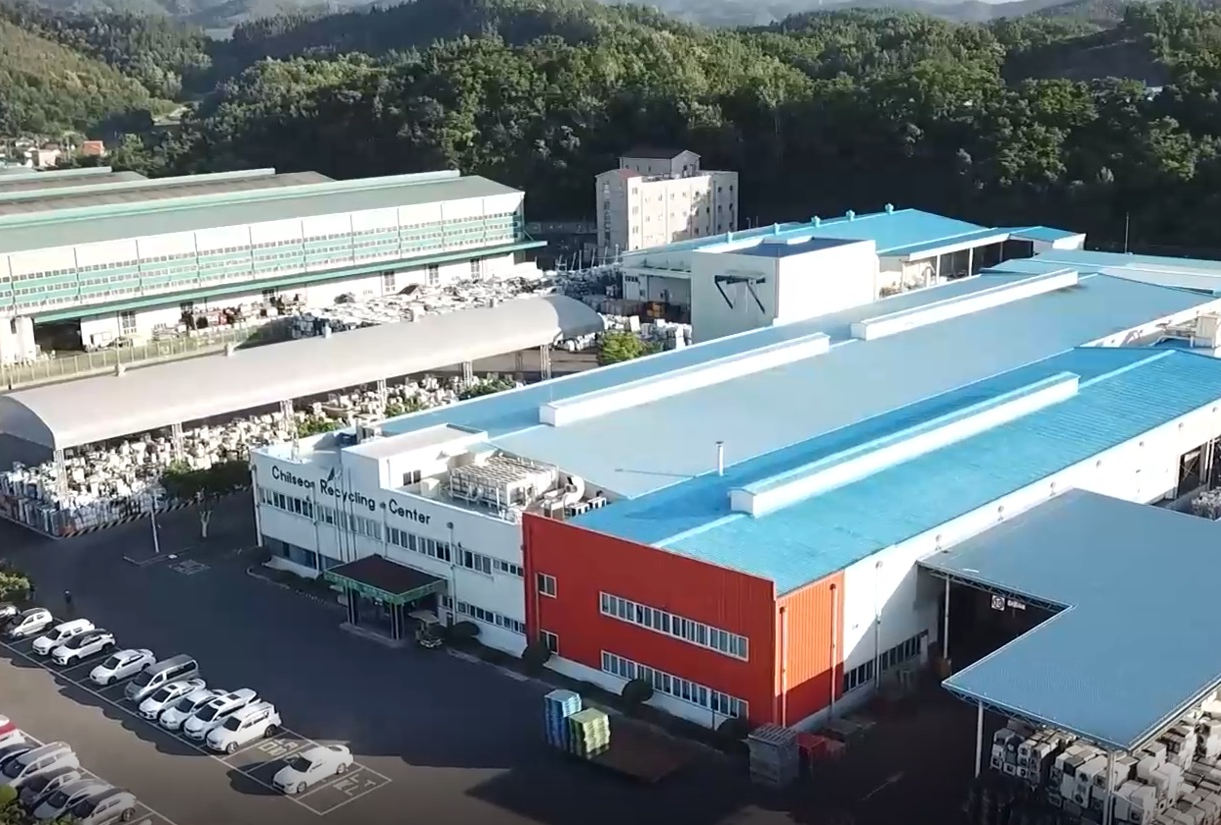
(6, 0, 1221, 258)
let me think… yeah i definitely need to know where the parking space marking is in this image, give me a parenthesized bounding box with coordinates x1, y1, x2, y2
(297, 766, 391, 815)
(0, 637, 392, 818)
(15, 731, 182, 825)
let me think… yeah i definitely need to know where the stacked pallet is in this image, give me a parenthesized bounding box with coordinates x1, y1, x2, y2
(747, 724, 800, 788)
(544, 690, 582, 751)
(568, 708, 612, 758)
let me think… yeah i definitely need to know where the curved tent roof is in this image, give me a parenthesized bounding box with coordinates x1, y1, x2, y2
(0, 295, 604, 451)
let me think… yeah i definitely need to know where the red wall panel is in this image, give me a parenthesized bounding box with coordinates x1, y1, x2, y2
(777, 572, 845, 725)
(523, 513, 779, 724)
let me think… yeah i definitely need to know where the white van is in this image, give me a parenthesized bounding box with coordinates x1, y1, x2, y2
(124, 655, 199, 702)
(32, 620, 94, 656)
(205, 702, 281, 754)
(183, 689, 257, 741)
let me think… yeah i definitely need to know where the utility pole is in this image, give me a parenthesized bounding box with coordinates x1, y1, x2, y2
(1123, 212, 1131, 253)
(150, 490, 161, 555)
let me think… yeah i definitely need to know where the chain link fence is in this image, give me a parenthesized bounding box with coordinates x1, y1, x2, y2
(0, 322, 293, 391)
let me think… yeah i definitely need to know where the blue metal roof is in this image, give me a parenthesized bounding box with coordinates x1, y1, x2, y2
(497, 274, 1211, 500)
(380, 275, 1032, 441)
(767, 208, 994, 256)
(574, 347, 1221, 592)
(885, 227, 1011, 258)
(1024, 249, 1221, 294)
(1002, 226, 1085, 243)
(733, 237, 862, 259)
(924, 489, 1221, 751)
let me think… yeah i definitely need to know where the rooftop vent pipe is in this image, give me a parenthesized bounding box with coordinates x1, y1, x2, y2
(322, 324, 332, 339)
(772, 224, 780, 234)
(846, 210, 856, 221)
(812, 216, 821, 227)
(224, 342, 237, 357)
(716, 441, 725, 476)
(115, 363, 126, 377)
(884, 203, 895, 214)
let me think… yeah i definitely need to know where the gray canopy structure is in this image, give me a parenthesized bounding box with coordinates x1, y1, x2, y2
(0, 294, 604, 452)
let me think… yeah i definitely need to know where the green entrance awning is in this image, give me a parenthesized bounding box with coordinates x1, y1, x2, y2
(324, 555, 446, 607)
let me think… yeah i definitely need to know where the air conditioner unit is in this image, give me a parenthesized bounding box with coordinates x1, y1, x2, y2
(587, 496, 608, 510)
(357, 424, 382, 443)
(541, 500, 566, 519)
(564, 502, 590, 517)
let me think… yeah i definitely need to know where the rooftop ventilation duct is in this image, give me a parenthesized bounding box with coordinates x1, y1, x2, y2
(539, 332, 831, 427)
(729, 372, 1079, 517)
(850, 269, 1078, 341)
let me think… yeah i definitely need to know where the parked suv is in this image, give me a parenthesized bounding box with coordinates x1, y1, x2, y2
(205, 702, 281, 754)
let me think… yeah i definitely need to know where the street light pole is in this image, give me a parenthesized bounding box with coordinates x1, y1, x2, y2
(150, 490, 161, 556)
(447, 521, 458, 623)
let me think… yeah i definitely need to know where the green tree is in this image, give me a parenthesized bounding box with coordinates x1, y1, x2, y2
(597, 331, 658, 366)
(0, 564, 30, 604)
(160, 459, 249, 540)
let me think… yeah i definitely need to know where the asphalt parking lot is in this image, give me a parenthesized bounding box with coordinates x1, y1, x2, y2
(0, 631, 391, 817)
(0, 500, 982, 825)
(9, 729, 174, 825)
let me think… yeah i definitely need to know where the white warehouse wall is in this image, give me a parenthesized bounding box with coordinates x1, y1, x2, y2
(250, 451, 529, 655)
(689, 251, 780, 343)
(774, 240, 878, 326)
(836, 396, 1221, 707)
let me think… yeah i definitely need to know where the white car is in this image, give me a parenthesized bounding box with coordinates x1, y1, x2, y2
(273, 745, 354, 795)
(138, 678, 206, 722)
(183, 689, 257, 741)
(32, 778, 109, 821)
(6, 608, 53, 640)
(205, 701, 281, 754)
(158, 688, 217, 732)
(68, 786, 138, 824)
(89, 649, 154, 687)
(51, 629, 114, 666)
(32, 619, 94, 656)
(0, 742, 77, 790)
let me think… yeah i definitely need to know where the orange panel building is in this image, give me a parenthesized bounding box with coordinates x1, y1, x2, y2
(522, 515, 844, 728)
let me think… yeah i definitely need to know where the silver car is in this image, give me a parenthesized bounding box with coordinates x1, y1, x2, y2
(33, 778, 110, 821)
(19, 766, 82, 810)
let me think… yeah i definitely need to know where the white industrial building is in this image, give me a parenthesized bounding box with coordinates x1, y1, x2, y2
(595, 149, 739, 262)
(0, 167, 543, 363)
(617, 206, 1086, 320)
(250, 257, 1221, 674)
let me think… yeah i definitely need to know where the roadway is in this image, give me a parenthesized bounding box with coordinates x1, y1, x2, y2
(0, 500, 779, 825)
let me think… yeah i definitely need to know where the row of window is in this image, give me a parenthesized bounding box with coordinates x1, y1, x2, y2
(440, 596, 526, 634)
(599, 592, 748, 661)
(5, 214, 520, 284)
(842, 632, 926, 694)
(601, 651, 748, 719)
(261, 486, 523, 579)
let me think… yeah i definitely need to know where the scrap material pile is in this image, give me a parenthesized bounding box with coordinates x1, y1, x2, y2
(747, 724, 801, 788)
(543, 690, 612, 759)
(1191, 489, 1221, 520)
(983, 702, 1221, 825)
(0, 375, 491, 537)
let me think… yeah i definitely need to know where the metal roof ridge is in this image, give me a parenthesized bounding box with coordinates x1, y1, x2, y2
(0, 170, 469, 229)
(0, 168, 280, 206)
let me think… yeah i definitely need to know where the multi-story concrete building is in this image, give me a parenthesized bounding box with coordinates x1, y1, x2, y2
(594, 149, 738, 263)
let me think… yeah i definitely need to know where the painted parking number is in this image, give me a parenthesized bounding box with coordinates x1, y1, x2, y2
(256, 738, 299, 758)
(330, 774, 380, 797)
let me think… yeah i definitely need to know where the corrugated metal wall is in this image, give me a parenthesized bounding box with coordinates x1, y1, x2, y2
(523, 513, 778, 724)
(777, 572, 845, 725)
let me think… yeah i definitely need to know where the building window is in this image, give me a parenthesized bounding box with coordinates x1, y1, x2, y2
(118, 310, 136, 335)
(470, 258, 483, 279)
(381, 271, 396, 293)
(441, 596, 526, 634)
(537, 573, 557, 598)
(600, 651, 747, 718)
(843, 661, 874, 693)
(426, 264, 439, 286)
(599, 592, 748, 661)
(541, 630, 559, 654)
(459, 548, 493, 575)
(493, 559, 523, 577)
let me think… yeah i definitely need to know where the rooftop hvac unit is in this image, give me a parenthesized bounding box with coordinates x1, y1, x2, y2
(541, 500, 566, 519)
(357, 424, 383, 443)
(565, 501, 590, 517)
(587, 496, 608, 510)
(414, 478, 441, 498)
